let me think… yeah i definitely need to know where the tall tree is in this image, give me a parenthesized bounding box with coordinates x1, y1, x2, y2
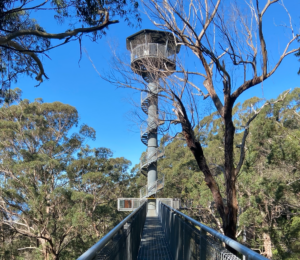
(148, 89, 300, 258)
(0, 99, 132, 260)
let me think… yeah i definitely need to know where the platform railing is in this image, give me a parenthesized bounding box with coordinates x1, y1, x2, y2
(117, 198, 146, 211)
(158, 201, 269, 260)
(131, 43, 176, 63)
(77, 201, 147, 260)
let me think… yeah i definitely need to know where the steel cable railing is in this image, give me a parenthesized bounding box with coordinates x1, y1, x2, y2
(158, 201, 269, 260)
(77, 201, 147, 260)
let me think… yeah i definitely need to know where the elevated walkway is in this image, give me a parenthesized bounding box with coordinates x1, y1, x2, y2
(137, 210, 172, 260)
(77, 201, 269, 260)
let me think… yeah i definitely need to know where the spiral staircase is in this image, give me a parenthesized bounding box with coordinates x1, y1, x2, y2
(139, 88, 165, 198)
(140, 176, 165, 199)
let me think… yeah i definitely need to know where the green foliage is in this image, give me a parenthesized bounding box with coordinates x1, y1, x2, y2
(135, 88, 300, 258)
(0, 0, 141, 103)
(0, 99, 132, 259)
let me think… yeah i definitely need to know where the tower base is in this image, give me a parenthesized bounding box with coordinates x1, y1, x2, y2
(148, 198, 156, 210)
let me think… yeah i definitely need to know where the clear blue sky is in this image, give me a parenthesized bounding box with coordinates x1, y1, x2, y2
(11, 1, 300, 168)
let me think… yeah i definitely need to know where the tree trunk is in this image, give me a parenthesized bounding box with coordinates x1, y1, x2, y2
(173, 93, 226, 231)
(221, 104, 239, 256)
(223, 113, 238, 242)
(174, 92, 238, 250)
(263, 232, 272, 259)
(39, 237, 51, 260)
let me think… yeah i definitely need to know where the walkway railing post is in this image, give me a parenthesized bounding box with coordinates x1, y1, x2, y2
(200, 229, 207, 260)
(125, 222, 132, 260)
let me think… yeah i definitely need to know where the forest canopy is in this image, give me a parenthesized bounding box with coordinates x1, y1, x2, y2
(135, 88, 300, 259)
(0, 0, 300, 259)
(0, 98, 135, 260)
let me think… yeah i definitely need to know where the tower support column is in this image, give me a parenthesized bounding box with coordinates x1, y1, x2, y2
(147, 81, 158, 210)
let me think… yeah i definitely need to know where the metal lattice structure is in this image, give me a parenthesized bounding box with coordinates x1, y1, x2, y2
(157, 201, 269, 260)
(156, 198, 181, 210)
(126, 29, 180, 81)
(131, 43, 177, 63)
(139, 147, 164, 170)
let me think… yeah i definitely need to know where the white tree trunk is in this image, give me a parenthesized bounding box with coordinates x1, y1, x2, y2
(263, 232, 272, 259)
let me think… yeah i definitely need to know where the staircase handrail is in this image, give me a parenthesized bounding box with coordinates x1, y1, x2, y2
(140, 175, 165, 198)
(141, 91, 148, 105)
(141, 89, 158, 106)
(140, 119, 161, 139)
(140, 146, 165, 170)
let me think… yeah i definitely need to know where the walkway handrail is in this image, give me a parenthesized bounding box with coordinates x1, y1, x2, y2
(159, 202, 269, 260)
(77, 201, 147, 260)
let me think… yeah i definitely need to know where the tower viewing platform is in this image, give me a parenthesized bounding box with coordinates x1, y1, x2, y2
(126, 29, 181, 80)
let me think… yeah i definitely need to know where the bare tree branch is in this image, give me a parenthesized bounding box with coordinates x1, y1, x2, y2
(5, 41, 48, 82)
(0, 17, 118, 44)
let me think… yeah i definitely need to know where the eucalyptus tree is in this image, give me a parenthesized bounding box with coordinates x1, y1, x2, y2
(104, 0, 300, 244)
(150, 89, 300, 258)
(0, 0, 140, 103)
(234, 89, 300, 258)
(0, 99, 131, 260)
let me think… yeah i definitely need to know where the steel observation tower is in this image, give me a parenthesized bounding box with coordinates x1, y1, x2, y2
(81, 31, 268, 260)
(126, 30, 181, 209)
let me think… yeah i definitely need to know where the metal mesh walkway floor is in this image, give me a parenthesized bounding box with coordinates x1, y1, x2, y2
(137, 211, 172, 260)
